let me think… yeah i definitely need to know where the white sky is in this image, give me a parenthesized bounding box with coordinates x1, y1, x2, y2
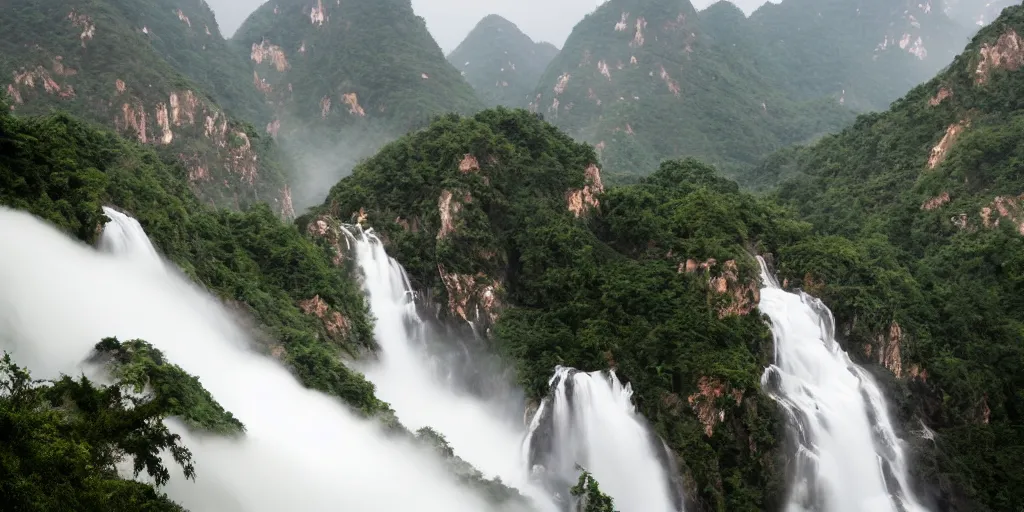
(206, 0, 770, 53)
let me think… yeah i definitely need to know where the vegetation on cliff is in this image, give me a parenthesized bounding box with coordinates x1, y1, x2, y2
(448, 15, 560, 108)
(90, 337, 245, 436)
(760, 6, 1024, 509)
(0, 0, 291, 212)
(0, 102, 384, 418)
(571, 468, 617, 512)
(0, 352, 191, 511)
(233, 0, 484, 209)
(320, 108, 804, 510)
(529, 0, 855, 180)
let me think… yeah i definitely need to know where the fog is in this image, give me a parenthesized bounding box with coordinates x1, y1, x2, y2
(204, 0, 773, 52)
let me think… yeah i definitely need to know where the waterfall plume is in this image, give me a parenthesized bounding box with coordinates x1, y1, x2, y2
(756, 257, 927, 512)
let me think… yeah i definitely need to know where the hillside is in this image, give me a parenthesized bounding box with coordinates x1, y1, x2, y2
(448, 15, 560, 108)
(233, 0, 485, 209)
(530, 0, 856, 179)
(315, 107, 813, 510)
(738, 0, 971, 112)
(0, 0, 292, 214)
(763, 6, 1024, 509)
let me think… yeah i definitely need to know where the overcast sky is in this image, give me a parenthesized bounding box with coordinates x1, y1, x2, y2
(206, 0, 770, 53)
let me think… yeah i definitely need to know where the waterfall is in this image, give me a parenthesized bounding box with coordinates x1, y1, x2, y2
(756, 257, 927, 512)
(0, 207, 527, 512)
(523, 366, 683, 512)
(98, 206, 163, 267)
(344, 227, 557, 510)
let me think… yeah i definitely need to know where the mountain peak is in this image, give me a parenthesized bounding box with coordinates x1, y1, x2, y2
(448, 14, 560, 108)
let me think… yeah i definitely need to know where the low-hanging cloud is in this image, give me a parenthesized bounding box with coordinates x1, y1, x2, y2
(204, 0, 775, 54)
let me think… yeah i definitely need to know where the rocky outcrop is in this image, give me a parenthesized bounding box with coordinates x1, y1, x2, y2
(975, 29, 1024, 85)
(566, 164, 605, 217)
(980, 194, 1024, 235)
(306, 214, 349, 267)
(437, 264, 502, 325)
(877, 322, 904, 378)
(687, 377, 743, 437)
(299, 295, 350, 338)
(928, 121, 968, 169)
(922, 192, 951, 210)
(928, 87, 952, 106)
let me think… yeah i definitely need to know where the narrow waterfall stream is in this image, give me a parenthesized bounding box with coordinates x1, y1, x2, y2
(523, 366, 684, 512)
(345, 227, 557, 510)
(756, 257, 927, 512)
(0, 207, 526, 512)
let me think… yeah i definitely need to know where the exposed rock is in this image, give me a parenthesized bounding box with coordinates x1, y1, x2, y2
(310, 0, 327, 26)
(975, 29, 1024, 85)
(251, 39, 290, 72)
(118, 102, 148, 143)
(565, 164, 605, 217)
(458, 154, 480, 173)
(155, 103, 173, 144)
(306, 214, 347, 267)
(299, 295, 350, 337)
(928, 87, 952, 106)
(708, 260, 760, 318)
(980, 194, 1024, 234)
(176, 8, 191, 27)
(687, 377, 743, 437)
(927, 121, 968, 169)
(437, 264, 502, 325)
(228, 132, 258, 186)
(877, 322, 904, 378)
(921, 192, 950, 210)
(659, 65, 681, 97)
(67, 11, 95, 48)
(280, 185, 295, 219)
(437, 189, 466, 240)
(342, 93, 365, 117)
(320, 95, 331, 118)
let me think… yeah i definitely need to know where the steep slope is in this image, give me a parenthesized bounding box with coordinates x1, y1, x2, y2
(0, 0, 292, 214)
(0, 102, 533, 509)
(766, 6, 1024, 510)
(448, 15, 560, 108)
(738, 0, 972, 112)
(315, 108, 810, 510)
(530, 0, 855, 179)
(233, 0, 485, 209)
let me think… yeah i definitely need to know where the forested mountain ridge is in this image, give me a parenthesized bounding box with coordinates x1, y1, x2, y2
(316, 107, 817, 510)
(448, 15, 560, 108)
(529, 0, 856, 180)
(0, 0, 293, 214)
(0, 99, 531, 510)
(734, 0, 970, 112)
(233, 0, 485, 209)
(760, 5, 1024, 509)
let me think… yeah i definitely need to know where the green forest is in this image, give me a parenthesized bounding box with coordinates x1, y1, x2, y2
(1, 0, 1023, 510)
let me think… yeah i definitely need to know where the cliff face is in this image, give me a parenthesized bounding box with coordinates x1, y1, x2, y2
(530, 0, 856, 179)
(770, 6, 1024, 509)
(0, 0, 293, 215)
(233, 0, 484, 209)
(448, 15, 560, 108)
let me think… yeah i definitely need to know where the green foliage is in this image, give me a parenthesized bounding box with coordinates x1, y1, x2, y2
(570, 468, 617, 512)
(530, 0, 857, 180)
(0, 105, 386, 418)
(233, 0, 484, 208)
(448, 15, 560, 108)
(91, 337, 244, 435)
(763, 6, 1024, 510)
(0, 0, 289, 210)
(0, 353, 190, 511)
(325, 109, 790, 510)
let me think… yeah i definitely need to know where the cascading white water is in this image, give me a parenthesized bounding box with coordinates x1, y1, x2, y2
(98, 206, 163, 267)
(523, 366, 682, 512)
(756, 257, 927, 512)
(0, 207, 530, 512)
(344, 227, 557, 511)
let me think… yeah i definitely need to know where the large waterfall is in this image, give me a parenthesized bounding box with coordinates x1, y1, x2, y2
(0, 207, 526, 512)
(523, 366, 683, 512)
(756, 257, 926, 512)
(344, 227, 557, 511)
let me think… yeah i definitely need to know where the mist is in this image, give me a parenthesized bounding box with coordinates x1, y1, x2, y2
(204, 0, 775, 53)
(0, 208, 530, 512)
